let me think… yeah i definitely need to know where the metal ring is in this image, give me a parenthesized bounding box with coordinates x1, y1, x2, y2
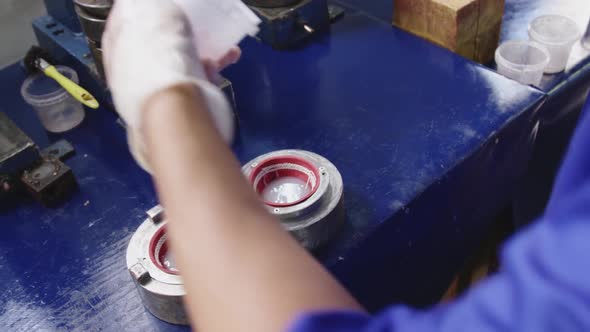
(242, 150, 344, 249)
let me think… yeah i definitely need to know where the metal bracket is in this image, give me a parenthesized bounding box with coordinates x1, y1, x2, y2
(129, 263, 151, 285)
(147, 205, 165, 224)
(42, 139, 76, 161)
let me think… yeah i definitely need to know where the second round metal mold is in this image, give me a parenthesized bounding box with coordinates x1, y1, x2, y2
(242, 150, 344, 250)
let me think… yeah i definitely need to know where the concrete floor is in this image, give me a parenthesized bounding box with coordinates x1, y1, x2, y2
(0, 0, 46, 68)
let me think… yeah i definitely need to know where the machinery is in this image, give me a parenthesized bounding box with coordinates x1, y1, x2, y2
(73, 0, 110, 81)
(243, 0, 339, 48)
(32, 0, 236, 111)
(0, 113, 77, 207)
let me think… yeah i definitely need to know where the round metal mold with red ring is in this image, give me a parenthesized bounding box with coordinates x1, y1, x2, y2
(126, 206, 188, 325)
(148, 225, 179, 275)
(249, 155, 320, 207)
(242, 150, 344, 250)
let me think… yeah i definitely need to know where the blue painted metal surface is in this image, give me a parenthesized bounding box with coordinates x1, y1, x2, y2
(43, 0, 81, 34)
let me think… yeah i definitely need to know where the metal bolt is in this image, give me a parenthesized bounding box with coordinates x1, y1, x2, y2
(129, 263, 151, 285)
(147, 205, 164, 224)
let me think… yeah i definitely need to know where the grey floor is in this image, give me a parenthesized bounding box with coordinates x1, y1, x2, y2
(0, 0, 46, 68)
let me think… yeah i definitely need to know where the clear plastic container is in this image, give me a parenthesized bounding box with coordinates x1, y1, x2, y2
(528, 15, 582, 74)
(172, 0, 261, 61)
(21, 66, 85, 133)
(495, 40, 550, 86)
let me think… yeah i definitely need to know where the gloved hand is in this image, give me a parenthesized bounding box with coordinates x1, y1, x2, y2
(102, 0, 237, 172)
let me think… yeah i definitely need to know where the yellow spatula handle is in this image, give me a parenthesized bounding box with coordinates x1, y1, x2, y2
(44, 65, 99, 109)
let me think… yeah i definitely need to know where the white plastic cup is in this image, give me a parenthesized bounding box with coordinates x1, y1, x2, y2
(495, 40, 551, 86)
(528, 15, 582, 74)
(21, 66, 85, 133)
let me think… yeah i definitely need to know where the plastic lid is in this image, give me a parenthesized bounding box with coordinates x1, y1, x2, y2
(529, 15, 582, 46)
(21, 66, 79, 107)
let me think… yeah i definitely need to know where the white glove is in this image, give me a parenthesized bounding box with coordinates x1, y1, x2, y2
(102, 0, 235, 172)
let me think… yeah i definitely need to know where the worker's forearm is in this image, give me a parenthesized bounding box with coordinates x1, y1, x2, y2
(142, 84, 363, 332)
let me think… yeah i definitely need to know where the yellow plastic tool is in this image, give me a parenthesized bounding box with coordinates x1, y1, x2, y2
(39, 59, 99, 109)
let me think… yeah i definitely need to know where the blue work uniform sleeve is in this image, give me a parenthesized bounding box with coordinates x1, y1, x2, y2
(289, 94, 590, 332)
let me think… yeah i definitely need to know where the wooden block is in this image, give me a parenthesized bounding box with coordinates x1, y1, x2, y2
(475, 0, 505, 63)
(393, 0, 428, 38)
(427, 0, 479, 59)
(393, 0, 505, 64)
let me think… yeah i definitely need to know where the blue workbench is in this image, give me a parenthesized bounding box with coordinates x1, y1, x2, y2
(339, 0, 590, 225)
(1, 1, 586, 331)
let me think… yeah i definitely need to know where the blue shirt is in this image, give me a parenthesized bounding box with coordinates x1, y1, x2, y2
(290, 93, 590, 332)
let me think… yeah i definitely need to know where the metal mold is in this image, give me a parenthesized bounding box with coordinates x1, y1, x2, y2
(74, 6, 107, 44)
(126, 206, 188, 326)
(73, 0, 112, 19)
(242, 150, 344, 250)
